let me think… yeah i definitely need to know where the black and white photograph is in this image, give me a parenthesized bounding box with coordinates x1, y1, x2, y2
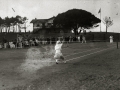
(0, 0, 120, 90)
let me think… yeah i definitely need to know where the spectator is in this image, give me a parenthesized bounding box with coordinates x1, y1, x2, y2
(9, 41, 15, 48)
(3, 37, 7, 48)
(78, 36, 80, 42)
(109, 35, 113, 43)
(82, 36, 86, 43)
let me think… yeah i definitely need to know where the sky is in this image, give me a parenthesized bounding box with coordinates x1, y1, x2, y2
(0, 0, 120, 32)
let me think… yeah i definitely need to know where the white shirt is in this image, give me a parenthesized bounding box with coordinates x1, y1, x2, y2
(55, 40, 63, 52)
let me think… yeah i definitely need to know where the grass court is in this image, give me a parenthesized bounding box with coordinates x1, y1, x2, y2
(0, 42, 120, 90)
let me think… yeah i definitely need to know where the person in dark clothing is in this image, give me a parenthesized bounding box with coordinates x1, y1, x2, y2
(2, 37, 7, 48)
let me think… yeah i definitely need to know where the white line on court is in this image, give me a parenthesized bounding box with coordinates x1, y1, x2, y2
(64, 48, 99, 57)
(64, 43, 117, 57)
(37, 45, 117, 63)
(66, 46, 116, 62)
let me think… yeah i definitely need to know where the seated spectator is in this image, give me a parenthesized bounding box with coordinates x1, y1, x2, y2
(69, 36, 72, 43)
(29, 39, 33, 46)
(35, 38, 39, 46)
(31, 39, 35, 46)
(18, 42, 22, 48)
(9, 42, 15, 48)
(78, 36, 80, 42)
(24, 39, 29, 47)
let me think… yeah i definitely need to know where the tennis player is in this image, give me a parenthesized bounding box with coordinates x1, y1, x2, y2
(54, 37, 66, 64)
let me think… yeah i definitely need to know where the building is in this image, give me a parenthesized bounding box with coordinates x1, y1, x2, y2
(30, 16, 73, 38)
(30, 16, 55, 33)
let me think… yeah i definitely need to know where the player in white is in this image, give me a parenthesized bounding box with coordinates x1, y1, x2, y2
(54, 37, 66, 64)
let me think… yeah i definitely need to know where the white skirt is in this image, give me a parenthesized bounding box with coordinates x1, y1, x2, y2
(54, 50, 64, 60)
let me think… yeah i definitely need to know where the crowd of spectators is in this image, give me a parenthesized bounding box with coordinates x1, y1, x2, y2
(0, 35, 86, 49)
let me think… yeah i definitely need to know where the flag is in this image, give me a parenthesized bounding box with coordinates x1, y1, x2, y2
(12, 8, 15, 12)
(98, 8, 101, 14)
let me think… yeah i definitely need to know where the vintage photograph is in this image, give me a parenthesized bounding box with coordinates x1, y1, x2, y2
(0, 0, 120, 90)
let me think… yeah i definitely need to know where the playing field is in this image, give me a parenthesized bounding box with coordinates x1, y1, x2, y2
(0, 42, 120, 90)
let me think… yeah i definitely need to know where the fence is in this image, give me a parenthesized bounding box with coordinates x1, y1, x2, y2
(85, 32, 120, 42)
(0, 32, 119, 42)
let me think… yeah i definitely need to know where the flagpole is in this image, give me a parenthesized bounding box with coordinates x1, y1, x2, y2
(100, 8, 101, 32)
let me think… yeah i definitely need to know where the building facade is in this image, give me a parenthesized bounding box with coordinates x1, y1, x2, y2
(30, 16, 73, 38)
(30, 16, 55, 33)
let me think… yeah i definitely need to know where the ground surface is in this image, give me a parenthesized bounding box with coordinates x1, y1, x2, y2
(0, 42, 119, 90)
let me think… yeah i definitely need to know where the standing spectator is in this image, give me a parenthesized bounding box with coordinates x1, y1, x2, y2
(109, 35, 113, 43)
(69, 36, 72, 43)
(82, 36, 86, 43)
(13, 39, 17, 48)
(32, 38, 35, 46)
(80, 35, 83, 42)
(3, 37, 7, 48)
(35, 38, 39, 46)
(78, 36, 80, 42)
(17, 36, 23, 48)
(29, 39, 33, 46)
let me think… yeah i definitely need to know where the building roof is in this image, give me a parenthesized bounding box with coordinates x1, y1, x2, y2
(30, 16, 55, 23)
(30, 19, 47, 23)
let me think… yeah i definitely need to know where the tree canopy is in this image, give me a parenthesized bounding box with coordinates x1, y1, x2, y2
(103, 16, 113, 33)
(53, 9, 101, 35)
(0, 15, 28, 33)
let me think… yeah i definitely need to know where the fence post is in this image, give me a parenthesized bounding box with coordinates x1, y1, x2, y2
(117, 41, 118, 49)
(117, 33, 119, 49)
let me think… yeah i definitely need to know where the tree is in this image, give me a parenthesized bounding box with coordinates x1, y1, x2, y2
(0, 16, 28, 33)
(4, 16, 12, 33)
(53, 9, 101, 36)
(22, 17, 28, 33)
(15, 16, 28, 33)
(15, 15, 23, 32)
(0, 17, 4, 33)
(103, 16, 113, 33)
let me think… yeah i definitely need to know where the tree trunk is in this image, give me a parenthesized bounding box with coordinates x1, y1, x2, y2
(16, 24, 17, 32)
(106, 25, 107, 34)
(18, 24, 21, 32)
(25, 23, 26, 33)
(1, 27, 3, 33)
(0, 26, 1, 33)
(78, 28, 82, 35)
(6, 27, 8, 33)
(73, 28, 78, 36)
(13, 25, 15, 33)
(8, 27, 10, 33)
